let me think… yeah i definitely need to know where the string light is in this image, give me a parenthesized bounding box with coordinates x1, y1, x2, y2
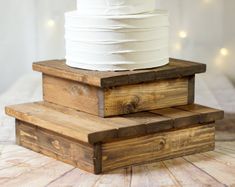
(174, 43, 182, 51)
(220, 48, 229, 56)
(179, 31, 187, 38)
(203, 0, 212, 4)
(47, 19, 55, 27)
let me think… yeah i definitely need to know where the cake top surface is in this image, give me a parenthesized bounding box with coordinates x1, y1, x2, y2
(6, 102, 224, 144)
(76, 0, 156, 15)
(33, 58, 206, 88)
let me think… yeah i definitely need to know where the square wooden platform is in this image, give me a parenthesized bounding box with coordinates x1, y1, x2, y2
(5, 102, 223, 174)
(33, 58, 206, 117)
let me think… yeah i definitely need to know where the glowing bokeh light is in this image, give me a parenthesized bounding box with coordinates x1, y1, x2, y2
(220, 48, 229, 56)
(47, 19, 55, 27)
(179, 31, 187, 38)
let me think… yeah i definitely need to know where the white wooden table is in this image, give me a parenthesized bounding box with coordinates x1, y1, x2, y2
(0, 72, 235, 187)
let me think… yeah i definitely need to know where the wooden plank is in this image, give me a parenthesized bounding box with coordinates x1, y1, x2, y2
(184, 150, 235, 186)
(188, 75, 195, 104)
(151, 107, 200, 129)
(46, 168, 131, 187)
(176, 104, 224, 123)
(104, 77, 189, 116)
(109, 112, 173, 138)
(102, 124, 215, 172)
(163, 158, 224, 186)
(43, 75, 192, 117)
(33, 58, 206, 88)
(5, 102, 117, 144)
(16, 120, 95, 173)
(93, 143, 102, 174)
(43, 74, 102, 116)
(0, 145, 72, 186)
(131, 162, 181, 187)
(5, 102, 223, 144)
(0, 157, 73, 187)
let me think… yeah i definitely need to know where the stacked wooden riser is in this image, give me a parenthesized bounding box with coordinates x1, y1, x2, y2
(33, 58, 206, 117)
(5, 58, 224, 174)
(5, 102, 224, 174)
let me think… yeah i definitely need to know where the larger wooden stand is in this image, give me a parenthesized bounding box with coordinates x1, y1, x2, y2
(5, 59, 224, 174)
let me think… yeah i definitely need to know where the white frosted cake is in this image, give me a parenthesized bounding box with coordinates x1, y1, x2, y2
(65, 0, 169, 71)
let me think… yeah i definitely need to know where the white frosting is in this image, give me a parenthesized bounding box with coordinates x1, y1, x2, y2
(76, 0, 156, 15)
(65, 1, 170, 71)
(67, 58, 169, 71)
(65, 10, 169, 29)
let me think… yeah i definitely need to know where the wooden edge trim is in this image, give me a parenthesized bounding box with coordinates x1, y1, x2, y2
(5, 106, 16, 118)
(175, 105, 224, 123)
(101, 61, 206, 88)
(34, 60, 206, 88)
(33, 62, 102, 87)
(188, 75, 195, 104)
(93, 143, 102, 174)
(199, 111, 225, 123)
(88, 130, 118, 145)
(98, 89, 105, 117)
(15, 119, 21, 145)
(42, 74, 46, 101)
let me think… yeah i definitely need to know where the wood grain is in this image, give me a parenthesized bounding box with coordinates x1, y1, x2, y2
(102, 124, 215, 172)
(33, 58, 206, 88)
(188, 75, 195, 104)
(16, 120, 95, 173)
(104, 77, 189, 116)
(15, 120, 216, 174)
(43, 74, 102, 116)
(5, 102, 224, 144)
(176, 104, 224, 123)
(43, 74, 192, 117)
(150, 107, 200, 129)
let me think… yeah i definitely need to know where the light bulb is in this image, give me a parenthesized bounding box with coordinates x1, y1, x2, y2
(47, 19, 55, 27)
(179, 31, 187, 38)
(174, 43, 182, 51)
(220, 48, 228, 56)
(203, 0, 212, 4)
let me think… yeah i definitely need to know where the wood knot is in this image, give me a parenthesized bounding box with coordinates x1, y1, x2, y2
(51, 140, 60, 150)
(158, 139, 166, 151)
(69, 85, 88, 96)
(122, 96, 140, 114)
(153, 138, 166, 151)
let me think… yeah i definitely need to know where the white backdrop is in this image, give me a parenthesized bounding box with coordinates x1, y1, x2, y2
(0, 0, 234, 93)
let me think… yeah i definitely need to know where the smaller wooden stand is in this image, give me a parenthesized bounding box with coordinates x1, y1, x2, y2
(33, 58, 206, 117)
(6, 102, 223, 174)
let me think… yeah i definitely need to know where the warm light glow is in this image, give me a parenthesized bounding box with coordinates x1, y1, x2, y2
(47, 19, 55, 27)
(174, 43, 182, 51)
(203, 0, 212, 4)
(179, 31, 187, 38)
(220, 48, 229, 56)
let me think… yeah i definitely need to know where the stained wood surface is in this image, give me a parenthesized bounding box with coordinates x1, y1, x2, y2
(16, 120, 95, 173)
(43, 74, 192, 117)
(33, 58, 206, 88)
(103, 77, 189, 116)
(16, 120, 215, 174)
(102, 124, 215, 172)
(0, 72, 235, 186)
(5, 102, 223, 144)
(43, 74, 102, 116)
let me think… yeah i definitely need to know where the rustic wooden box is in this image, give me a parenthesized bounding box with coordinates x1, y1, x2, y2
(33, 58, 206, 117)
(6, 102, 223, 174)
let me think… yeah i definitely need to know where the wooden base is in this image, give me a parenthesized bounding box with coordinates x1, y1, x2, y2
(6, 102, 223, 174)
(16, 120, 215, 174)
(43, 74, 194, 117)
(33, 59, 205, 117)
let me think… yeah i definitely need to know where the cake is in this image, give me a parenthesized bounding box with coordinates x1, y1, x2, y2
(65, 0, 169, 71)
